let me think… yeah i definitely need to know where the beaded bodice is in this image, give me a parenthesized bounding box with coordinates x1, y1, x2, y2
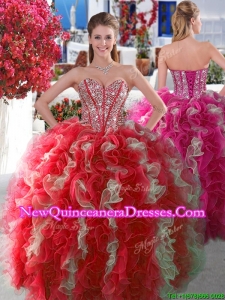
(78, 78, 129, 132)
(170, 68, 208, 99)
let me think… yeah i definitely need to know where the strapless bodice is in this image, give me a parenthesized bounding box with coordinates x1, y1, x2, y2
(170, 68, 208, 99)
(78, 78, 129, 132)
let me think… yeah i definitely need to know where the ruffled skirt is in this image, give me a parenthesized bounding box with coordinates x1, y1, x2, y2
(128, 88, 225, 242)
(1, 118, 205, 300)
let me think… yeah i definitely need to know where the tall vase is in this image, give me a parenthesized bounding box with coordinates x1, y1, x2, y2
(136, 58, 151, 76)
(0, 92, 32, 174)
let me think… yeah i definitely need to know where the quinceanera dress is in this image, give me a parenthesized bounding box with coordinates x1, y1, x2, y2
(1, 78, 205, 300)
(128, 68, 225, 243)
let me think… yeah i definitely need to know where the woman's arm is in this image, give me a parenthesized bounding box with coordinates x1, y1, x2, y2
(208, 43, 225, 96)
(157, 47, 168, 90)
(131, 66, 167, 131)
(34, 68, 79, 127)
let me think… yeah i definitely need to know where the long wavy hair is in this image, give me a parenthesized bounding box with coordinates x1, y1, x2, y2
(87, 12, 119, 63)
(172, 1, 200, 42)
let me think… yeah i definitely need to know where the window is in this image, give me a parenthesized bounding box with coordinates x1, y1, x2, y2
(158, 1, 176, 37)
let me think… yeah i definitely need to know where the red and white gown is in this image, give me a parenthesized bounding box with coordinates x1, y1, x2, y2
(127, 69, 225, 243)
(1, 78, 205, 300)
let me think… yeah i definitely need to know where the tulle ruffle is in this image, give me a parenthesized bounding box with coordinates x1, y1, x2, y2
(1, 117, 205, 299)
(127, 88, 225, 242)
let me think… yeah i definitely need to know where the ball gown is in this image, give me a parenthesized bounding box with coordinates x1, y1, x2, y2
(128, 68, 225, 243)
(0, 78, 205, 300)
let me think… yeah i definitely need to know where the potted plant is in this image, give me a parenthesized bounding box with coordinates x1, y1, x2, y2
(206, 54, 225, 84)
(135, 1, 158, 76)
(37, 98, 82, 130)
(135, 24, 151, 76)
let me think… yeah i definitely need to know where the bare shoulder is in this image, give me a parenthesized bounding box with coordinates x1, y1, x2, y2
(114, 63, 134, 71)
(161, 44, 172, 51)
(119, 64, 137, 74)
(202, 41, 225, 63)
(199, 40, 211, 49)
(158, 43, 179, 62)
(201, 41, 211, 46)
(66, 66, 90, 84)
(69, 66, 85, 77)
(203, 41, 217, 51)
(160, 43, 175, 54)
(199, 41, 217, 57)
(121, 64, 147, 88)
(114, 64, 137, 84)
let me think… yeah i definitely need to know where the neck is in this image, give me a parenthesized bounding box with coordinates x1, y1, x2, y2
(189, 29, 195, 38)
(91, 57, 113, 67)
(178, 35, 196, 44)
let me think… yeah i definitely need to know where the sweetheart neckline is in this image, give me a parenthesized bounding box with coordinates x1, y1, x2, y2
(77, 78, 129, 91)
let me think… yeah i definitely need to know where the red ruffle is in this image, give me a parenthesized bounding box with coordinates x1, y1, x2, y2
(1, 117, 204, 299)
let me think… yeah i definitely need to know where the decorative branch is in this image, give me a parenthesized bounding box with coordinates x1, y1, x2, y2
(111, 0, 158, 47)
(0, 0, 70, 102)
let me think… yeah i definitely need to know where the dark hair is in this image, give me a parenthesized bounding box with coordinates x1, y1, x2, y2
(88, 12, 119, 63)
(172, 1, 200, 42)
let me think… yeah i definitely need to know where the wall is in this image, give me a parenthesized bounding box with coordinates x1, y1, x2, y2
(88, 0, 105, 19)
(189, 0, 225, 48)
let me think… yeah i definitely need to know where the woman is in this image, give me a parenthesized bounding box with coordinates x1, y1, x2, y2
(1, 12, 205, 300)
(128, 1, 225, 243)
